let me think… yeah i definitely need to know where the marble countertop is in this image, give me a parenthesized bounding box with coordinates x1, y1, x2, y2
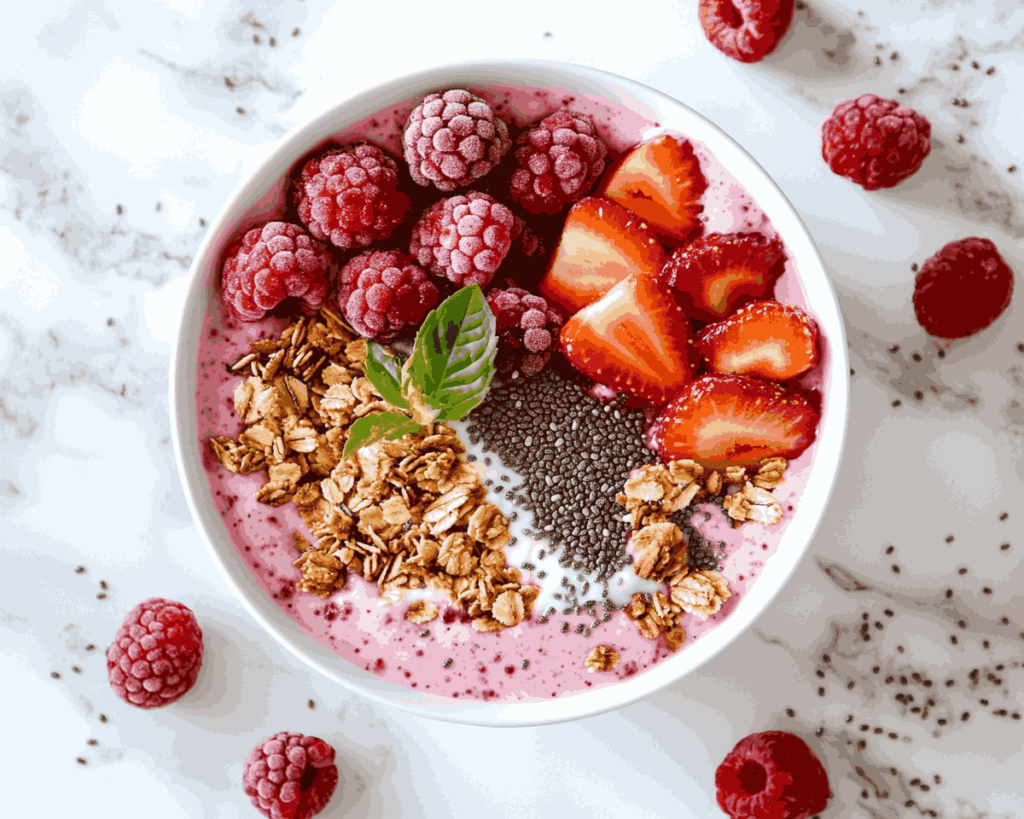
(3, 0, 1022, 816)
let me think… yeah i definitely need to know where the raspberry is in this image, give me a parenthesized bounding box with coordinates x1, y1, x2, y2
(106, 598, 203, 709)
(221, 222, 329, 322)
(699, 0, 795, 63)
(408, 192, 515, 288)
(338, 250, 439, 342)
(821, 94, 931, 190)
(486, 287, 565, 379)
(715, 731, 830, 819)
(242, 732, 338, 819)
(509, 109, 608, 215)
(294, 143, 410, 250)
(913, 237, 1014, 338)
(403, 89, 511, 192)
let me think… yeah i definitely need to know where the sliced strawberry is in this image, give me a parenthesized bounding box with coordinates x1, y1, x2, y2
(599, 134, 708, 245)
(539, 197, 666, 316)
(661, 232, 785, 322)
(560, 273, 699, 406)
(649, 374, 819, 467)
(697, 301, 820, 381)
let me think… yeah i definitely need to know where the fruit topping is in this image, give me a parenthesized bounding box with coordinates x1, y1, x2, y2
(821, 93, 931, 191)
(337, 250, 439, 342)
(221, 222, 329, 322)
(403, 89, 511, 192)
(560, 273, 698, 406)
(699, 0, 795, 63)
(696, 301, 819, 381)
(106, 598, 203, 709)
(660, 231, 784, 322)
(599, 134, 708, 245)
(649, 374, 819, 467)
(243, 732, 339, 819)
(486, 287, 565, 380)
(715, 730, 831, 819)
(509, 108, 609, 215)
(294, 143, 410, 250)
(539, 196, 667, 316)
(408, 191, 515, 288)
(912, 237, 1014, 338)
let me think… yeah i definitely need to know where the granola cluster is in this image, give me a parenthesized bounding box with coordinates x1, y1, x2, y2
(614, 457, 788, 649)
(584, 645, 620, 673)
(210, 309, 538, 632)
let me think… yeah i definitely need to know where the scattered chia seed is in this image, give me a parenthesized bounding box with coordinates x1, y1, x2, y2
(561, 622, 569, 633)
(522, 659, 530, 670)
(420, 630, 430, 638)
(443, 658, 452, 669)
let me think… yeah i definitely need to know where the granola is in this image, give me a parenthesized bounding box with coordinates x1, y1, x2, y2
(585, 645, 620, 673)
(616, 457, 787, 646)
(210, 309, 538, 631)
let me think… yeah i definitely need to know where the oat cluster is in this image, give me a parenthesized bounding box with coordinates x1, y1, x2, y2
(615, 457, 788, 647)
(210, 309, 538, 632)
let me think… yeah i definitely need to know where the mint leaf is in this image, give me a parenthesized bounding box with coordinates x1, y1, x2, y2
(405, 284, 496, 420)
(364, 343, 408, 410)
(342, 411, 421, 459)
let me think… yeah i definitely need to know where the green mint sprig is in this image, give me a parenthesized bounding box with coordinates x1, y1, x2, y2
(342, 284, 497, 459)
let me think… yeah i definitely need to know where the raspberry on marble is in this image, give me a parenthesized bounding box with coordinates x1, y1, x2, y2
(242, 732, 339, 819)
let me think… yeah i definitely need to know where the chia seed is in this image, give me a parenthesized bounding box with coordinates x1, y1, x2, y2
(466, 367, 650, 581)
(443, 658, 452, 669)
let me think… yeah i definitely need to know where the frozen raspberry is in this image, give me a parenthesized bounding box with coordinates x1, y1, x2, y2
(243, 732, 338, 819)
(509, 109, 608, 215)
(715, 731, 830, 819)
(294, 143, 410, 250)
(338, 250, 439, 342)
(486, 287, 565, 379)
(408, 191, 515, 288)
(106, 598, 203, 709)
(221, 222, 329, 322)
(913, 237, 1014, 338)
(403, 89, 511, 192)
(699, 0, 795, 63)
(821, 94, 931, 190)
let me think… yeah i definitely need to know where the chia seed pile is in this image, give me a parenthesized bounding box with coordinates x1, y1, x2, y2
(464, 366, 725, 614)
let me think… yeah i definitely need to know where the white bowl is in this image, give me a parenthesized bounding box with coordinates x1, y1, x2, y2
(170, 59, 850, 726)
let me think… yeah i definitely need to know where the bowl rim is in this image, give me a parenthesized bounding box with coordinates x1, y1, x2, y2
(170, 57, 850, 727)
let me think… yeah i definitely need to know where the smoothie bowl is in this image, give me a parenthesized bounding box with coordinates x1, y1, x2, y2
(170, 60, 849, 726)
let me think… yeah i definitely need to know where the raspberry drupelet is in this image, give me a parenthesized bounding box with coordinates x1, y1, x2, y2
(403, 89, 511, 192)
(408, 191, 515, 288)
(106, 598, 204, 709)
(509, 109, 608, 215)
(486, 287, 565, 380)
(221, 222, 330, 322)
(243, 732, 339, 819)
(294, 143, 410, 250)
(337, 250, 439, 342)
(821, 94, 931, 190)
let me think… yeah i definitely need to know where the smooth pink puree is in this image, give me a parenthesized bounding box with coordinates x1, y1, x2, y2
(195, 84, 830, 702)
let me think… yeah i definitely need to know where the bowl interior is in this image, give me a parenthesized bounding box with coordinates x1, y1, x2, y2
(170, 59, 850, 726)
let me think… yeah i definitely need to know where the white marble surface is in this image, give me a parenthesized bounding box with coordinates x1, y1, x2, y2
(2, 0, 1022, 816)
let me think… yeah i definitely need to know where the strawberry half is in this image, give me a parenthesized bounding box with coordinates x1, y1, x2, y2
(660, 232, 785, 322)
(649, 374, 819, 467)
(599, 134, 708, 246)
(539, 197, 666, 316)
(697, 301, 820, 381)
(560, 273, 698, 406)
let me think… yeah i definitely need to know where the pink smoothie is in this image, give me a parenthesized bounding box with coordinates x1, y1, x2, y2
(195, 83, 830, 702)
